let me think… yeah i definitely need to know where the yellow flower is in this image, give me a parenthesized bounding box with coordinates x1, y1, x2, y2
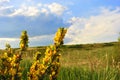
(48, 50, 53, 56)
(11, 68, 17, 75)
(4, 52, 8, 58)
(20, 43, 25, 49)
(53, 50, 57, 55)
(52, 71, 56, 76)
(41, 70, 45, 74)
(8, 57, 12, 62)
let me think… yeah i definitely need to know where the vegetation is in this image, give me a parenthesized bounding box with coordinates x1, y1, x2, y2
(19, 42, 120, 80)
(0, 29, 120, 80)
(0, 28, 67, 80)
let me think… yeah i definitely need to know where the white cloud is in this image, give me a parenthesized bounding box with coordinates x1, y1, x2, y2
(47, 3, 66, 16)
(9, 6, 40, 17)
(65, 7, 120, 44)
(0, 5, 13, 16)
(0, 34, 54, 49)
(0, 2, 66, 17)
(0, 6, 13, 10)
(0, 0, 13, 16)
(0, 0, 9, 3)
(29, 34, 54, 46)
(37, 3, 42, 7)
(0, 38, 19, 49)
(40, 8, 49, 15)
(0, 38, 18, 41)
(29, 34, 54, 41)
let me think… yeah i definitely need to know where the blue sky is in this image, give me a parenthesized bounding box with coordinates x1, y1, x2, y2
(0, 0, 120, 48)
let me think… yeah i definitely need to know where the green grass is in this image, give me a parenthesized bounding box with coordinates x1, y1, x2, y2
(1, 42, 120, 80)
(60, 46, 115, 68)
(57, 67, 120, 80)
(20, 58, 32, 80)
(19, 61, 120, 80)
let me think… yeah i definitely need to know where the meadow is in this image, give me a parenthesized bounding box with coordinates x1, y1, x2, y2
(14, 42, 120, 80)
(0, 28, 120, 80)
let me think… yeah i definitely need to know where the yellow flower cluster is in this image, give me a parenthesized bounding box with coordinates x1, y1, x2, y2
(0, 52, 22, 80)
(28, 28, 67, 80)
(0, 28, 67, 80)
(5, 43, 13, 56)
(54, 27, 67, 46)
(28, 61, 47, 80)
(43, 45, 61, 80)
(0, 30, 28, 79)
(28, 52, 47, 80)
(0, 30, 29, 79)
(10, 54, 22, 80)
(20, 30, 29, 51)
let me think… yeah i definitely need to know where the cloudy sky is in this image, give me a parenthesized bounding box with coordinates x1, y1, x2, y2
(0, 0, 120, 48)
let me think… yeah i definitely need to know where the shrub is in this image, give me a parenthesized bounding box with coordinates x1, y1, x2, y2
(0, 28, 67, 80)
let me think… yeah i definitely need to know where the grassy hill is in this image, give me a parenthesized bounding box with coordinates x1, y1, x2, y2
(1, 41, 119, 68)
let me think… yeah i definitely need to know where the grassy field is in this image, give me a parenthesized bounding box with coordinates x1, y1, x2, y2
(0, 42, 120, 80)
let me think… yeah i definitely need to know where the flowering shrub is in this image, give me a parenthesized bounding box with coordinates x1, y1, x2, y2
(0, 28, 67, 80)
(28, 28, 67, 80)
(0, 47, 22, 80)
(20, 30, 29, 51)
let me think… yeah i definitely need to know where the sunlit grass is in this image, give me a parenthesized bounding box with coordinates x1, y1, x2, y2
(14, 43, 120, 80)
(0, 41, 120, 80)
